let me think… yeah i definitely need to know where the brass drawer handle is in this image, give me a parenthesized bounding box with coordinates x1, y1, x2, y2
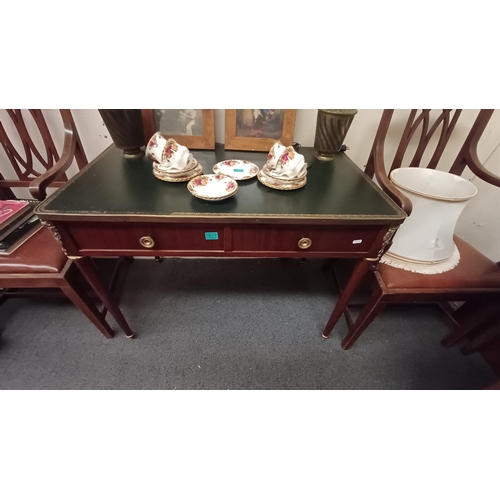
(298, 237, 312, 249)
(140, 236, 155, 248)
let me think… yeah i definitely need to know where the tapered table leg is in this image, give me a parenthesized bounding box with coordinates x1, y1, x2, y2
(61, 283, 114, 339)
(340, 290, 385, 350)
(322, 258, 373, 339)
(74, 257, 134, 338)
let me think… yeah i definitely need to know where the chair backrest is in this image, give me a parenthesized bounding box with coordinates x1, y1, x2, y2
(0, 109, 87, 201)
(364, 109, 500, 215)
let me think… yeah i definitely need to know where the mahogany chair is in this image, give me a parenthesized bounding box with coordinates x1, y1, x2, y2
(0, 109, 115, 338)
(324, 109, 500, 350)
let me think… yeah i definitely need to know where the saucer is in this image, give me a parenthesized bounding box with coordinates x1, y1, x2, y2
(187, 174, 238, 201)
(212, 160, 259, 180)
(257, 169, 307, 190)
(153, 156, 198, 175)
(153, 162, 203, 182)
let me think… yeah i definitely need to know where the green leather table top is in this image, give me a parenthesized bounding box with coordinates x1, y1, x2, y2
(37, 144, 406, 224)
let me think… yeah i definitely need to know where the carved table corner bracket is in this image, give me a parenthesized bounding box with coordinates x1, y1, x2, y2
(40, 220, 74, 257)
(364, 226, 399, 267)
(379, 226, 399, 256)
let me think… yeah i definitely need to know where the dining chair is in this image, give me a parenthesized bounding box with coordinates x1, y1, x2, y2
(323, 109, 500, 350)
(0, 109, 115, 338)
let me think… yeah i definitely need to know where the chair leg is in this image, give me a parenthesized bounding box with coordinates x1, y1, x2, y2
(74, 257, 134, 338)
(461, 330, 500, 355)
(340, 291, 385, 350)
(61, 280, 114, 339)
(441, 308, 500, 348)
(322, 258, 373, 339)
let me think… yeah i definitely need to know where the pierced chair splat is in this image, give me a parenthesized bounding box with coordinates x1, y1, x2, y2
(0, 109, 120, 339)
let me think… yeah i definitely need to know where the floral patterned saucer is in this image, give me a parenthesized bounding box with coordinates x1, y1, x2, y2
(187, 174, 238, 201)
(152, 161, 203, 182)
(257, 169, 307, 190)
(212, 160, 259, 180)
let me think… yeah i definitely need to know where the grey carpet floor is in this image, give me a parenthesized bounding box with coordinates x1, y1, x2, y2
(0, 258, 496, 389)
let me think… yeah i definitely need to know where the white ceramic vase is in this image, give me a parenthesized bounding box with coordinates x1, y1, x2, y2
(386, 168, 477, 264)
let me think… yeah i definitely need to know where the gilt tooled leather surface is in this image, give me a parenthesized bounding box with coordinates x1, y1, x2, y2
(37, 145, 405, 222)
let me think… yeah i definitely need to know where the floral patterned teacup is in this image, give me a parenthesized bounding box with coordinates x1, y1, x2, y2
(146, 132, 168, 163)
(147, 135, 194, 173)
(269, 146, 307, 180)
(157, 138, 194, 173)
(265, 140, 287, 170)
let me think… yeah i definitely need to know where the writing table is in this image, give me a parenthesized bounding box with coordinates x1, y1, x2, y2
(35, 144, 406, 340)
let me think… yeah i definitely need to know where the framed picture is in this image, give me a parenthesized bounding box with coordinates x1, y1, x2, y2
(224, 109, 297, 151)
(141, 109, 215, 149)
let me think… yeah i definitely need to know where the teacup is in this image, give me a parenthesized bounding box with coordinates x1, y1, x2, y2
(269, 146, 307, 180)
(160, 138, 194, 173)
(265, 140, 287, 170)
(146, 132, 168, 163)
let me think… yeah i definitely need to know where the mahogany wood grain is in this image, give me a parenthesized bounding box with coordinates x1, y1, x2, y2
(55, 221, 393, 260)
(231, 225, 380, 253)
(67, 223, 226, 253)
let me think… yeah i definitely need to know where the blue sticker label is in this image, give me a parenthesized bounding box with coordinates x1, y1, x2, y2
(205, 232, 219, 240)
(234, 168, 244, 172)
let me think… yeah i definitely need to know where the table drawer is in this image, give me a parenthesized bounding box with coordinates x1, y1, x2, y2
(231, 225, 380, 253)
(68, 223, 225, 252)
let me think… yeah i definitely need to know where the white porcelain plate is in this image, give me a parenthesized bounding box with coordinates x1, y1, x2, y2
(187, 174, 238, 201)
(212, 160, 259, 180)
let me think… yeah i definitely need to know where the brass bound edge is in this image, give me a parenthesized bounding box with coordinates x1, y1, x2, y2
(36, 209, 405, 221)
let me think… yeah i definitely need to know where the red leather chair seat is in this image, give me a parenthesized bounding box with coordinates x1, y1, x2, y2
(379, 237, 500, 290)
(0, 225, 67, 274)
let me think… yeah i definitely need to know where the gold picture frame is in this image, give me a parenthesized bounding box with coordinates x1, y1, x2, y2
(224, 109, 297, 151)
